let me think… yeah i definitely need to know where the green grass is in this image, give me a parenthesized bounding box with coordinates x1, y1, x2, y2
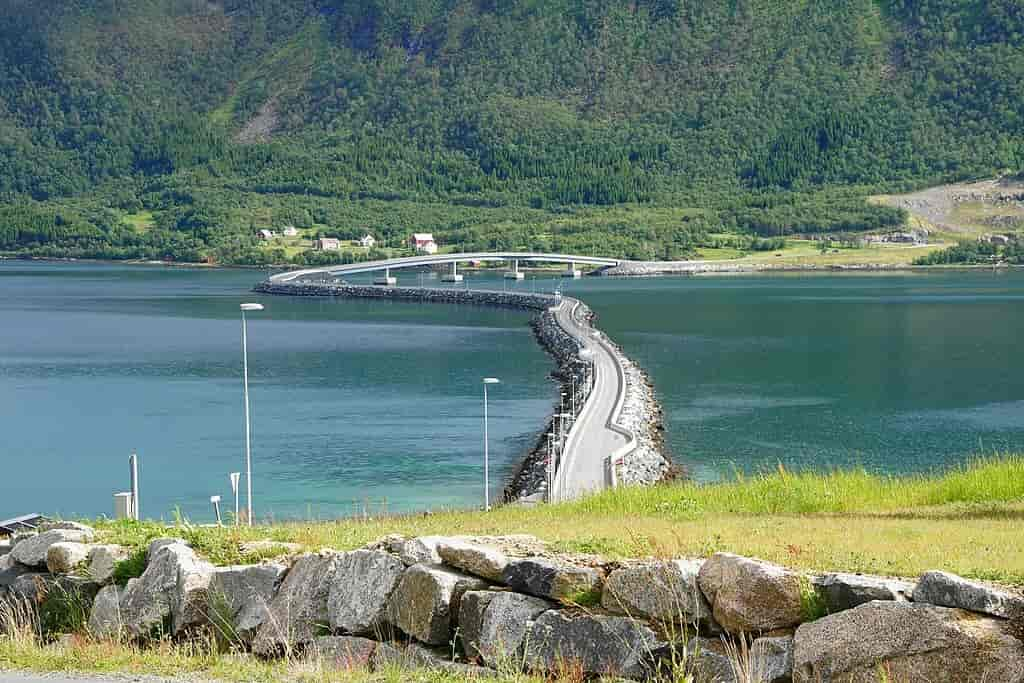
(120, 211, 155, 233)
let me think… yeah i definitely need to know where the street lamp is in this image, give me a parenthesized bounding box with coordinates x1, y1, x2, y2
(240, 302, 264, 526)
(229, 472, 241, 526)
(482, 377, 501, 510)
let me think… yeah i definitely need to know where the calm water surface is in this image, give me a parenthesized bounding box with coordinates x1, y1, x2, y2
(2, 263, 1022, 519)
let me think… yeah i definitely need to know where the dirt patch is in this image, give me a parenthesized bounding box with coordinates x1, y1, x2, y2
(876, 177, 1024, 236)
(235, 98, 280, 144)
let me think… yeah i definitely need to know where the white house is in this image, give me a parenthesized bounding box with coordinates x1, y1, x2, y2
(410, 233, 438, 254)
(258, 229, 275, 241)
(314, 237, 341, 251)
(359, 234, 376, 248)
(282, 226, 299, 237)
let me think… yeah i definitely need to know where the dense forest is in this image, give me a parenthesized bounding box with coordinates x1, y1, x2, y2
(0, 0, 1022, 263)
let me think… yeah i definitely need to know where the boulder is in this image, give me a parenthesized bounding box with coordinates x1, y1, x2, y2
(88, 584, 124, 639)
(0, 540, 10, 558)
(307, 635, 378, 669)
(209, 562, 288, 645)
(397, 536, 446, 566)
(501, 557, 602, 601)
(9, 529, 94, 569)
(751, 636, 794, 683)
(437, 540, 509, 582)
(386, 563, 488, 645)
(239, 540, 302, 557)
(458, 590, 552, 666)
(252, 551, 343, 657)
(792, 601, 1024, 683)
(372, 641, 496, 678)
(328, 550, 405, 636)
(38, 521, 95, 535)
(698, 553, 803, 633)
(87, 545, 129, 585)
(0, 553, 31, 593)
(812, 573, 913, 613)
(7, 573, 51, 603)
(602, 559, 712, 624)
(46, 542, 92, 575)
(913, 570, 1024, 620)
(146, 537, 187, 560)
(119, 542, 214, 639)
(524, 610, 662, 679)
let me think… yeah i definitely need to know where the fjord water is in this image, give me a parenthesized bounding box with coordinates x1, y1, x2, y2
(2, 263, 1023, 520)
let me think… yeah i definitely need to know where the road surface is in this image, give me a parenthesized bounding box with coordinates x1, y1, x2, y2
(551, 298, 629, 500)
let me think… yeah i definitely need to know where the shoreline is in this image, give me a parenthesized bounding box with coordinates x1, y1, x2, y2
(254, 280, 673, 500)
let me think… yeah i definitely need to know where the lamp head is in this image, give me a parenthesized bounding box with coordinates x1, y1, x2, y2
(210, 495, 222, 504)
(240, 303, 264, 312)
(483, 377, 500, 385)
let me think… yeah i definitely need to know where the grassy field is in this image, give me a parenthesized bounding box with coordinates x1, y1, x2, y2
(696, 239, 948, 267)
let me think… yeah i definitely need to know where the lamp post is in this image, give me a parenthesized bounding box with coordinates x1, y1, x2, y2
(229, 472, 241, 526)
(482, 377, 501, 510)
(240, 302, 264, 527)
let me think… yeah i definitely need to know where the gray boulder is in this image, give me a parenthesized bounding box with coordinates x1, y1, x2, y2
(119, 542, 214, 639)
(0, 540, 10, 558)
(328, 550, 405, 636)
(459, 590, 552, 666)
(812, 573, 913, 613)
(0, 553, 31, 593)
(913, 570, 1024, 619)
(38, 521, 95, 535)
(209, 562, 288, 645)
(792, 600, 1024, 683)
(46, 542, 92, 575)
(146, 537, 187, 560)
(698, 553, 803, 633)
(252, 551, 343, 657)
(524, 610, 662, 679)
(10, 529, 94, 569)
(751, 636, 794, 683)
(501, 557, 601, 601)
(87, 545, 129, 585)
(88, 584, 124, 639)
(7, 573, 51, 603)
(602, 559, 712, 624)
(397, 536, 446, 566)
(437, 540, 509, 582)
(307, 635, 378, 669)
(386, 563, 488, 645)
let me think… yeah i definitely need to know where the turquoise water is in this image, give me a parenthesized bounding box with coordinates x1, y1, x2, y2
(2, 263, 1023, 521)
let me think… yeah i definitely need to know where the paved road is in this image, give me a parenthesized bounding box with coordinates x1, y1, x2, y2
(551, 298, 628, 500)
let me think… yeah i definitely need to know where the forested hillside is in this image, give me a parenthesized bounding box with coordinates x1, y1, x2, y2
(0, 0, 1022, 264)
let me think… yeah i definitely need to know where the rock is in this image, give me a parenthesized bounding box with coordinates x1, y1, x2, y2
(372, 641, 495, 677)
(524, 610, 662, 679)
(209, 562, 288, 645)
(146, 537, 187, 560)
(913, 570, 1024, 620)
(397, 536, 446, 566)
(0, 540, 10, 558)
(239, 540, 302, 557)
(7, 573, 51, 603)
(602, 559, 712, 624)
(46, 542, 92, 574)
(119, 542, 214, 639)
(0, 553, 31, 592)
(812, 573, 914, 613)
(88, 584, 124, 639)
(437, 540, 509, 582)
(307, 636, 378, 669)
(698, 553, 803, 633)
(9, 529, 94, 569)
(501, 557, 602, 601)
(87, 545, 129, 585)
(328, 550, 405, 636)
(792, 601, 1024, 683)
(252, 551, 342, 657)
(459, 590, 552, 666)
(752, 636, 794, 683)
(386, 563, 489, 645)
(38, 521, 95, 535)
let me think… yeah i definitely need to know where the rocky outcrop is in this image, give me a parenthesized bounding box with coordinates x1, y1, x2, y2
(327, 550, 405, 636)
(501, 557, 601, 601)
(602, 559, 711, 625)
(119, 542, 214, 638)
(458, 590, 552, 666)
(10, 529, 94, 569)
(524, 610, 662, 679)
(209, 562, 288, 645)
(812, 573, 913, 613)
(252, 551, 342, 657)
(385, 564, 489, 645)
(437, 540, 509, 583)
(698, 553, 803, 633)
(912, 570, 1024, 620)
(792, 601, 1024, 683)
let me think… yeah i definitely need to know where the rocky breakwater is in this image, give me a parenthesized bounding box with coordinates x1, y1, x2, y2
(4, 525, 1023, 682)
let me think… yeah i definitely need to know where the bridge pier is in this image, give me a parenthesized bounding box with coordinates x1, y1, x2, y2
(562, 261, 581, 278)
(374, 267, 397, 286)
(504, 258, 525, 280)
(442, 261, 464, 283)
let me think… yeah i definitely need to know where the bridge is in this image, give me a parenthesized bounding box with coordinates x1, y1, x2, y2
(270, 252, 621, 285)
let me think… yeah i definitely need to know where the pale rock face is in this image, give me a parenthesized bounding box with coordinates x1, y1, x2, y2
(458, 590, 552, 666)
(397, 536, 446, 566)
(385, 563, 489, 645)
(501, 557, 602, 601)
(87, 545, 130, 585)
(437, 540, 509, 582)
(118, 542, 214, 639)
(524, 610, 663, 679)
(239, 540, 302, 557)
(209, 562, 288, 645)
(10, 529, 94, 569)
(327, 550, 405, 636)
(697, 552, 804, 633)
(46, 542, 92, 575)
(912, 570, 1024, 620)
(146, 537, 187, 560)
(812, 572, 914, 613)
(602, 559, 712, 624)
(792, 601, 1024, 683)
(88, 584, 124, 639)
(251, 551, 343, 657)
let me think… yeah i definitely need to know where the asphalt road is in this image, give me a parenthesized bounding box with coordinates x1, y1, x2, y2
(551, 298, 628, 500)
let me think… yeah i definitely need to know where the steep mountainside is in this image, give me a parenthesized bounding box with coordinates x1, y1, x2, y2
(0, 0, 1021, 263)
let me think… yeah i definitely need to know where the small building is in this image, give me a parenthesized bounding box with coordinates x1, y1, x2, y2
(410, 233, 438, 254)
(282, 226, 299, 237)
(985, 234, 1011, 246)
(314, 237, 341, 251)
(258, 229, 275, 241)
(359, 234, 376, 248)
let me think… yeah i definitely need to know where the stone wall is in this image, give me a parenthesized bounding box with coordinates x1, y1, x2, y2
(3, 524, 1022, 682)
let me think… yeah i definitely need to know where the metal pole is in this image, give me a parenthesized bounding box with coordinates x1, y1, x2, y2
(571, 376, 576, 417)
(483, 383, 489, 511)
(242, 309, 253, 527)
(129, 451, 139, 520)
